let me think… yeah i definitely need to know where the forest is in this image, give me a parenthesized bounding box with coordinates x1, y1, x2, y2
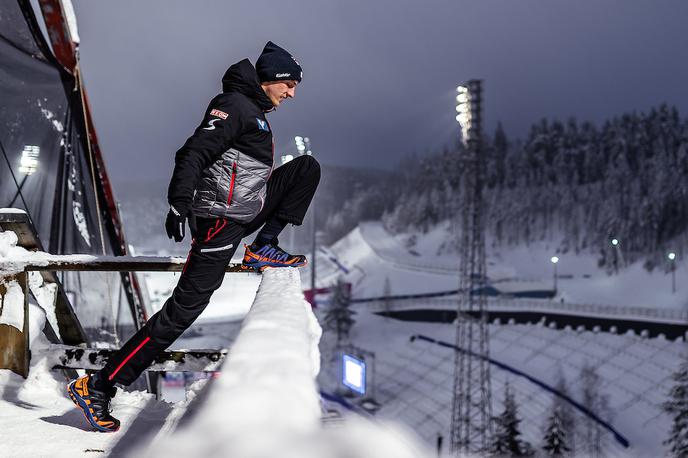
(324, 104, 688, 271)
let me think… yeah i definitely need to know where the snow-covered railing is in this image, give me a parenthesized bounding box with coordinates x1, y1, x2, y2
(1, 224, 256, 378)
(150, 267, 325, 456)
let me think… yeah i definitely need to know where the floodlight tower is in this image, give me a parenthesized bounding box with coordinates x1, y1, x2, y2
(450, 80, 493, 455)
(295, 136, 317, 298)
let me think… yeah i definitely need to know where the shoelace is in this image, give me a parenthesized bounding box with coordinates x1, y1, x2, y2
(256, 244, 291, 262)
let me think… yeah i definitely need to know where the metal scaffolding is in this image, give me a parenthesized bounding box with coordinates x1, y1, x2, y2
(450, 80, 494, 454)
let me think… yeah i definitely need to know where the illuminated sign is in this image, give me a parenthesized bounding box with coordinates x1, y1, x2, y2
(342, 354, 366, 395)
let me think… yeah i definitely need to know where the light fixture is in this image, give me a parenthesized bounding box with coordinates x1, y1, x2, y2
(18, 145, 40, 175)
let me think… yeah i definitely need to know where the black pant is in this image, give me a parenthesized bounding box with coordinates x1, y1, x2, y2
(100, 155, 320, 386)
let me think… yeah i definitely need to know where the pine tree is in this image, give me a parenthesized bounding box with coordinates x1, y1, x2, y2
(383, 276, 392, 313)
(490, 383, 533, 456)
(542, 404, 571, 456)
(663, 359, 688, 457)
(324, 278, 356, 344)
(553, 372, 575, 453)
(579, 363, 610, 457)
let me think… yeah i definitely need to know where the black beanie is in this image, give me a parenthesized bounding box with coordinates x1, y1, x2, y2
(256, 41, 303, 83)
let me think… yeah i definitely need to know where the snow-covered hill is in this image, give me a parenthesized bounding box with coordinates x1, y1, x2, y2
(313, 221, 688, 456)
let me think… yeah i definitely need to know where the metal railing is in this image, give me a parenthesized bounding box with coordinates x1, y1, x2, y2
(362, 295, 688, 324)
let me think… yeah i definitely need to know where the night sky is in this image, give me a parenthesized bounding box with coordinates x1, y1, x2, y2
(71, 0, 688, 190)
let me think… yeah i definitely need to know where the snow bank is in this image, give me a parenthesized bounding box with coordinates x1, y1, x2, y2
(148, 267, 430, 458)
(1, 230, 61, 340)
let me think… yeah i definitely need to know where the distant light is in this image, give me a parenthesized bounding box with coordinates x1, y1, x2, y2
(342, 354, 366, 395)
(19, 145, 40, 175)
(304, 137, 310, 143)
(281, 154, 294, 164)
(611, 239, 619, 246)
(668, 252, 676, 261)
(551, 256, 559, 264)
(456, 85, 468, 94)
(294, 136, 303, 142)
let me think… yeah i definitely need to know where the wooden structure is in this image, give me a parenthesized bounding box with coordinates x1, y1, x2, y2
(0, 215, 253, 378)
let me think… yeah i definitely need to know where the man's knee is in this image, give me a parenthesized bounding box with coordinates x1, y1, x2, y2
(294, 154, 321, 179)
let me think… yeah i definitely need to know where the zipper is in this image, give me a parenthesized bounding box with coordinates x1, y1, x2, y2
(227, 162, 237, 204)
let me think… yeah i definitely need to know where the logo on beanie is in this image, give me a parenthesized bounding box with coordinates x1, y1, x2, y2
(276, 73, 291, 78)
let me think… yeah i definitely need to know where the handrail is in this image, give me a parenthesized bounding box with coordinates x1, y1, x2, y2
(0, 255, 257, 379)
(359, 295, 688, 324)
(1, 255, 249, 273)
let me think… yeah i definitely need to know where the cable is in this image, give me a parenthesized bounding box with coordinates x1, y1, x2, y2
(75, 58, 118, 343)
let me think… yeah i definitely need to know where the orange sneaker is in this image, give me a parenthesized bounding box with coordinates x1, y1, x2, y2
(67, 374, 120, 432)
(241, 242, 307, 271)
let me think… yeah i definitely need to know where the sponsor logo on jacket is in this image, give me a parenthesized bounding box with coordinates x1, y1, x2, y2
(210, 109, 229, 119)
(256, 118, 270, 132)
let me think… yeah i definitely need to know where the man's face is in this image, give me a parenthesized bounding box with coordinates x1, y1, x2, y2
(261, 80, 298, 108)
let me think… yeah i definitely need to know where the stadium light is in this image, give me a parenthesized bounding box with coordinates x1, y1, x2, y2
(342, 354, 366, 395)
(18, 145, 40, 175)
(668, 252, 677, 293)
(610, 238, 622, 274)
(455, 85, 471, 143)
(281, 154, 294, 165)
(294, 135, 317, 296)
(295, 135, 306, 154)
(551, 256, 559, 294)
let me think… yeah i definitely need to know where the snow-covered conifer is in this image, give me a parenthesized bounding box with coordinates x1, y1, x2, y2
(663, 359, 688, 457)
(542, 403, 571, 456)
(324, 277, 356, 344)
(490, 382, 533, 456)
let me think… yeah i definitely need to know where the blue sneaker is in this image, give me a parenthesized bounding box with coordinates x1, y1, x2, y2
(242, 242, 307, 271)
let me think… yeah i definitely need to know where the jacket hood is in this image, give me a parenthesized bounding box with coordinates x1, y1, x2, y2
(221, 59, 274, 112)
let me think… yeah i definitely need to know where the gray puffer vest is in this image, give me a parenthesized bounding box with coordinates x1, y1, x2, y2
(192, 147, 270, 223)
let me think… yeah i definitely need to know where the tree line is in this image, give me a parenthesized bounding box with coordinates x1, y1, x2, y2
(325, 104, 688, 271)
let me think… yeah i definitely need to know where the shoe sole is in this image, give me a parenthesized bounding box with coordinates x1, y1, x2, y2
(241, 259, 308, 272)
(67, 381, 119, 433)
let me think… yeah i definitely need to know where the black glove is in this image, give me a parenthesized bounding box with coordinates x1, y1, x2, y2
(165, 205, 187, 242)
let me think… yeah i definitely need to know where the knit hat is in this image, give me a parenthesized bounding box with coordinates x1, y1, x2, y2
(256, 41, 303, 83)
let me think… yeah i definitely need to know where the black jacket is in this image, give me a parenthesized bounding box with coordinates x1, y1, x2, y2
(167, 59, 275, 219)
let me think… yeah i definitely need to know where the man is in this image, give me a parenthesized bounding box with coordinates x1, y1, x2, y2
(66, 42, 320, 432)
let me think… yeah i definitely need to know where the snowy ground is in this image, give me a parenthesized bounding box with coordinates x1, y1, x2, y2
(313, 221, 688, 312)
(3, 220, 686, 457)
(0, 264, 430, 458)
(310, 222, 686, 456)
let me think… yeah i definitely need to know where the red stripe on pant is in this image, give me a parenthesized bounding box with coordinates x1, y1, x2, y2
(108, 337, 150, 381)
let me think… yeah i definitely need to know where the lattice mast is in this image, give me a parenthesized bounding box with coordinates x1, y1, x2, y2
(450, 80, 494, 454)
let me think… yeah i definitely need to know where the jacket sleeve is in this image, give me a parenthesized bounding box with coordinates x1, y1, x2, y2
(167, 97, 242, 215)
